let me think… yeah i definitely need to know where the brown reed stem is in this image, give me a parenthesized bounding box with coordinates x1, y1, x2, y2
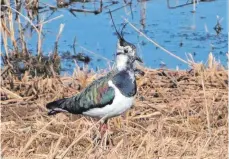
(0, 19, 9, 58)
(201, 76, 211, 135)
(5, 0, 18, 54)
(14, 0, 28, 56)
(37, 24, 43, 57)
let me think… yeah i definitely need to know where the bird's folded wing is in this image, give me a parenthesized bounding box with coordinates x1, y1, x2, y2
(74, 74, 115, 111)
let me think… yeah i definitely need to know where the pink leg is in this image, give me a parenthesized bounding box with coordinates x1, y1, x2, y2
(99, 123, 108, 138)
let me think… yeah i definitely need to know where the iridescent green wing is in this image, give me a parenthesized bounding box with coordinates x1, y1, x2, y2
(76, 71, 116, 110)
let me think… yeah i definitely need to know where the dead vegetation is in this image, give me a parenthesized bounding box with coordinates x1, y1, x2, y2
(1, 0, 63, 79)
(1, 58, 228, 158)
(1, 0, 228, 158)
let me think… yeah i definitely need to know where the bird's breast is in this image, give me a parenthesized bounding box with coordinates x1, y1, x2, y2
(82, 80, 134, 119)
(111, 70, 137, 97)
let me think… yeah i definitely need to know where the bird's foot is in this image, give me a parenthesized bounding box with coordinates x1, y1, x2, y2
(92, 123, 114, 148)
(92, 133, 114, 150)
(100, 130, 114, 148)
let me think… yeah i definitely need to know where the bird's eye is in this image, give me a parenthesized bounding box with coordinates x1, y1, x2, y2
(124, 49, 128, 53)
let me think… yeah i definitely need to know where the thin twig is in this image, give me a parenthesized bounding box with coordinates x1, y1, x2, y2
(106, 2, 131, 13)
(5, 0, 18, 53)
(0, 19, 9, 58)
(1, 87, 23, 99)
(37, 24, 43, 56)
(2, 4, 39, 33)
(122, 17, 189, 65)
(73, 36, 77, 55)
(79, 45, 111, 62)
(36, 14, 64, 26)
(167, 0, 198, 9)
(201, 77, 211, 135)
(133, 132, 148, 159)
(53, 23, 65, 56)
(39, 1, 57, 9)
(14, 0, 28, 56)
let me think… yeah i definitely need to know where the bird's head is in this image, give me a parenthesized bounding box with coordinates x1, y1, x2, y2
(116, 38, 143, 71)
(108, 12, 143, 71)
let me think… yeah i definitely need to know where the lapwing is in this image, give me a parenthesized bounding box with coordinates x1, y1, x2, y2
(46, 38, 142, 136)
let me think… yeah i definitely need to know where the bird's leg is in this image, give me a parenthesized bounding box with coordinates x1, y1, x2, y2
(98, 119, 114, 147)
(99, 119, 108, 138)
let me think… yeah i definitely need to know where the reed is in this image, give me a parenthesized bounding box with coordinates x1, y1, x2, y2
(1, 1, 63, 78)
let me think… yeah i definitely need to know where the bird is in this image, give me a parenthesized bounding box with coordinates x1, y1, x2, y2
(46, 38, 142, 137)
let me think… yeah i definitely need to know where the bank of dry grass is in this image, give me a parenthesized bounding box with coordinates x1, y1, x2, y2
(1, 61, 228, 159)
(1, 1, 228, 158)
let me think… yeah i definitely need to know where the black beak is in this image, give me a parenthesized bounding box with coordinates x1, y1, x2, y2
(135, 55, 143, 63)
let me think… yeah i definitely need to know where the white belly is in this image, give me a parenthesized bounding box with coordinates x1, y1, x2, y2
(83, 80, 134, 119)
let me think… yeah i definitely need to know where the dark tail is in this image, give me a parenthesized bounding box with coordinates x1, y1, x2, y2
(46, 98, 69, 115)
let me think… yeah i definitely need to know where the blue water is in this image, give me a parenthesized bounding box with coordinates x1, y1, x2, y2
(10, 0, 229, 73)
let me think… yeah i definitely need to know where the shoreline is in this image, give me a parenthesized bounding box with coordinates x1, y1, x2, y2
(1, 66, 228, 158)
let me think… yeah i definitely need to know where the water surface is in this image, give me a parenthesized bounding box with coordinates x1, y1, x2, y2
(25, 0, 228, 73)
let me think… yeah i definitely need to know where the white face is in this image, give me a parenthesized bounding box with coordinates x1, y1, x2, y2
(116, 54, 128, 71)
(115, 40, 136, 70)
(115, 39, 139, 70)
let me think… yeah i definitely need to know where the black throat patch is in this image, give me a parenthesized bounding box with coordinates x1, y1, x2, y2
(112, 70, 136, 97)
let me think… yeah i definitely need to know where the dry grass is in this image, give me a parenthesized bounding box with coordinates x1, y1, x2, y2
(1, 1, 228, 158)
(1, 62, 228, 159)
(1, 0, 64, 79)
